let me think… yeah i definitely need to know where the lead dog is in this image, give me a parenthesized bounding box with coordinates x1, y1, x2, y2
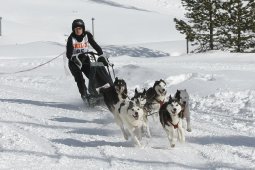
(159, 95, 185, 148)
(174, 89, 191, 132)
(115, 100, 144, 147)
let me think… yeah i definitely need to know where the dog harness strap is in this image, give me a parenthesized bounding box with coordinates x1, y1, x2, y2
(155, 98, 165, 107)
(123, 93, 131, 100)
(170, 121, 179, 129)
(118, 101, 125, 114)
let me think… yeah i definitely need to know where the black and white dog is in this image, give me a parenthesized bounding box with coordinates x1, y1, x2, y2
(99, 77, 128, 113)
(131, 88, 151, 137)
(159, 95, 185, 148)
(131, 88, 147, 108)
(144, 79, 167, 120)
(174, 89, 191, 132)
(115, 100, 144, 147)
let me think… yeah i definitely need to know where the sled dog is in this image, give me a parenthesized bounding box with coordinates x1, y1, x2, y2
(144, 79, 167, 120)
(159, 95, 185, 148)
(174, 89, 191, 132)
(131, 88, 147, 108)
(99, 77, 128, 113)
(131, 88, 151, 137)
(115, 100, 144, 147)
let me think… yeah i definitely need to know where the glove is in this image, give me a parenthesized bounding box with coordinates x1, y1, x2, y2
(97, 55, 112, 67)
(71, 55, 82, 69)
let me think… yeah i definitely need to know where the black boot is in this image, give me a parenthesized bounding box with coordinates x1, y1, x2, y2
(80, 86, 90, 104)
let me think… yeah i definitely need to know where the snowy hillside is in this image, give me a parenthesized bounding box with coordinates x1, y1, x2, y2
(0, 0, 255, 169)
(0, 0, 185, 45)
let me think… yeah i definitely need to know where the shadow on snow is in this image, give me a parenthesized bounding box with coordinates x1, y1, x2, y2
(0, 98, 81, 111)
(188, 135, 255, 148)
(103, 45, 169, 58)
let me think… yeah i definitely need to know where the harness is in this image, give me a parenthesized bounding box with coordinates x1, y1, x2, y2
(155, 98, 165, 107)
(169, 120, 180, 129)
(118, 101, 126, 114)
(146, 98, 165, 117)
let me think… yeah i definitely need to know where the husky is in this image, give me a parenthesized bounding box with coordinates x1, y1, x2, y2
(174, 89, 191, 132)
(159, 95, 185, 148)
(131, 88, 151, 137)
(131, 88, 147, 108)
(144, 79, 167, 120)
(115, 100, 144, 147)
(99, 77, 128, 113)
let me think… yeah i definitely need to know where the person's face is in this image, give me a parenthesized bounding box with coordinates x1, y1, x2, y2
(74, 27, 83, 36)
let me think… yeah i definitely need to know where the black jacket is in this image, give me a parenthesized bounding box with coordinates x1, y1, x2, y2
(66, 31, 103, 59)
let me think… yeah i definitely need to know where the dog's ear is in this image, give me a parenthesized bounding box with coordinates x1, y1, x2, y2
(160, 79, 166, 85)
(153, 80, 159, 87)
(168, 95, 173, 102)
(175, 90, 180, 98)
(135, 88, 138, 94)
(142, 89, 146, 94)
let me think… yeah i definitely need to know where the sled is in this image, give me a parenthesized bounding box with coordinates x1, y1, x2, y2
(76, 51, 114, 107)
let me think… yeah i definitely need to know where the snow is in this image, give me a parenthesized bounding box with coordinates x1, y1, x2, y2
(0, 0, 255, 169)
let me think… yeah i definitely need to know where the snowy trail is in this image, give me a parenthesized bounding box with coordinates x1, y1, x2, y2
(1, 0, 254, 168)
(0, 51, 255, 169)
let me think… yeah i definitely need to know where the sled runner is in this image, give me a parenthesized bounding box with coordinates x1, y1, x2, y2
(73, 51, 114, 107)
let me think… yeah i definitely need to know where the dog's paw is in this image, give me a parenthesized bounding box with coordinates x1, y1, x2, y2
(187, 128, 192, 132)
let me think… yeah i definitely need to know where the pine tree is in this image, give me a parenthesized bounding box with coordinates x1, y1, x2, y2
(219, 0, 254, 52)
(246, 0, 255, 51)
(174, 0, 221, 52)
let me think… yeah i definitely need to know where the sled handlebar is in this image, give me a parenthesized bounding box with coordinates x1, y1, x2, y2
(80, 51, 99, 61)
(82, 51, 99, 56)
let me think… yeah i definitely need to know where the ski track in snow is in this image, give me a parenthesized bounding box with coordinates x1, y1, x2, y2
(0, 53, 254, 169)
(0, 54, 255, 169)
(0, 0, 254, 168)
(0, 39, 254, 170)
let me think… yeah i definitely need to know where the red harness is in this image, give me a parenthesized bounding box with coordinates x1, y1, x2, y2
(155, 98, 165, 108)
(170, 121, 179, 129)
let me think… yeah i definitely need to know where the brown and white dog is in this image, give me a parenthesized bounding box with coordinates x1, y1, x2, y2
(159, 95, 185, 148)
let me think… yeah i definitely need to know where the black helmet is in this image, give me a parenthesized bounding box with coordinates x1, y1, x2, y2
(72, 19, 85, 32)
